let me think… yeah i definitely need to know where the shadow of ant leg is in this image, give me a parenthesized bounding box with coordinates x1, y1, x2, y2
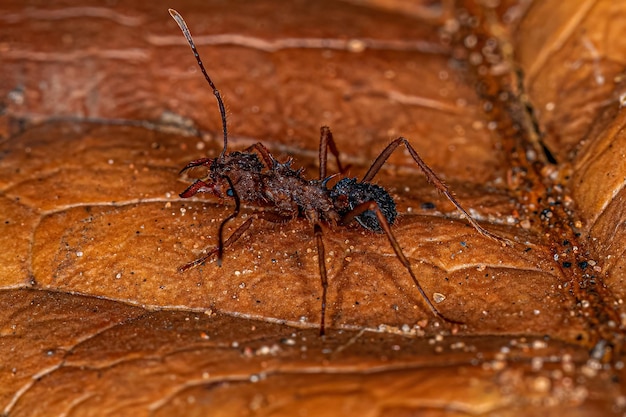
(319, 126, 349, 180)
(179, 209, 292, 273)
(253, 211, 293, 224)
(341, 200, 463, 325)
(313, 223, 328, 336)
(362, 137, 509, 246)
(245, 211, 328, 335)
(179, 217, 254, 272)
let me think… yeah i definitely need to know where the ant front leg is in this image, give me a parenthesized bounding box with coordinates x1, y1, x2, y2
(319, 126, 348, 180)
(341, 200, 462, 325)
(363, 137, 508, 245)
(180, 175, 243, 269)
(215, 175, 241, 265)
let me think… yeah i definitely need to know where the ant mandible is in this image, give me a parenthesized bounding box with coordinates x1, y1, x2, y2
(169, 9, 507, 336)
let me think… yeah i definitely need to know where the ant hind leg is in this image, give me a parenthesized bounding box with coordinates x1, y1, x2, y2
(341, 200, 463, 325)
(362, 137, 508, 245)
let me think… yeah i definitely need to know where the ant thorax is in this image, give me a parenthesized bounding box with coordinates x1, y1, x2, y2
(200, 151, 340, 223)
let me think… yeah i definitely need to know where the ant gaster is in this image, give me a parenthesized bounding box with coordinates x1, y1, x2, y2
(169, 9, 507, 335)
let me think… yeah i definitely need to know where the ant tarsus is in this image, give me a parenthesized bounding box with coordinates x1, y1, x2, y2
(170, 8, 505, 335)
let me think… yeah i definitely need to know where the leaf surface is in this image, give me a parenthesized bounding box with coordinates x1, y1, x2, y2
(0, 0, 624, 415)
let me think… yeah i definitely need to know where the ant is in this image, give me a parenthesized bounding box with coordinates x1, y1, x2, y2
(169, 9, 507, 336)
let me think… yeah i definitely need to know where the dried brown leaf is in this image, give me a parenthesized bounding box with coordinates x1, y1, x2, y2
(0, 0, 624, 415)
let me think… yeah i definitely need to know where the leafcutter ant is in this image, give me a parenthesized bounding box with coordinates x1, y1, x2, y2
(169, 9, 507, 335)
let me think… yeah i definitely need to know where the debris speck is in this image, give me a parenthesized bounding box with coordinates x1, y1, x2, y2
(532, 340, 547, 349)
(281, 338, 296, 346)
(581, 359, 601, 378)
(347, 39, 366, 53)
(531, 376, 551, 393)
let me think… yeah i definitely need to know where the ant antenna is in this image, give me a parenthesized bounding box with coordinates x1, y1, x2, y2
(169, 9, 229, 158)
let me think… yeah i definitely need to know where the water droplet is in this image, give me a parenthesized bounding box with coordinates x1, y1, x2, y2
(433, 293, 446, 303)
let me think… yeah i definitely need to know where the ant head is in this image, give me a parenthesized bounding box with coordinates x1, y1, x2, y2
(178, 157, 232, 199)
(169, 9, 229, 159)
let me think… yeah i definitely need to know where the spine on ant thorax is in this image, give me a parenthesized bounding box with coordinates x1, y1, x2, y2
(260, 164, 340, 223)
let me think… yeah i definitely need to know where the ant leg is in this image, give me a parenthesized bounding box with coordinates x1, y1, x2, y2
(179, 217, 253, 272)
(319, 126, 348, 180)
(313, 223, 329, 336)
(341, 200, 463, 325)
(243, 142, 276, 168)
(216, 175, 241, 266)
(179, 157, 213, 175)
(362, 137, 508, 245)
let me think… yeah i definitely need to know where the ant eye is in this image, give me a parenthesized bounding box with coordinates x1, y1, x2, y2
(226, 188, 234, 197)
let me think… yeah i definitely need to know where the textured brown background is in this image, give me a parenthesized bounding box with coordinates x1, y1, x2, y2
(1, 0, 625, 415)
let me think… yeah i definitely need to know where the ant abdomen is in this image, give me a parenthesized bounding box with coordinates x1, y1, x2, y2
(330, 178, 397, 232)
